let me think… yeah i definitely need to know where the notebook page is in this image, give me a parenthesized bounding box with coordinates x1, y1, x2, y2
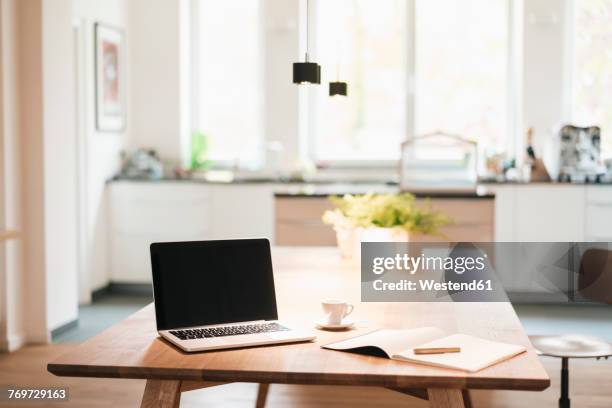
(392, 333, 526, 372)
(323, 327, 445, 357)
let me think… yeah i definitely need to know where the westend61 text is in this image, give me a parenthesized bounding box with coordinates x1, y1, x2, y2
(372, 279, 493, 292)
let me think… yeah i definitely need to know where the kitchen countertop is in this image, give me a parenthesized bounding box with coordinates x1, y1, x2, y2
(484, 181, 612, 186)
(110, 176, 495, 198)
(110, 174, 399, 185)
(273, 184, 495, 198)
(111, 175, 612, 187)
(110, 175, 612, 200)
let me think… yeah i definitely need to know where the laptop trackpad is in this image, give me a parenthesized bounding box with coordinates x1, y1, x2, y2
(268, 331, 299, 340)
(188, 334, 274, 347)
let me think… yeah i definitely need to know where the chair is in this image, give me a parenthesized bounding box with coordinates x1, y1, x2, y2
(529, 248, 612, 408)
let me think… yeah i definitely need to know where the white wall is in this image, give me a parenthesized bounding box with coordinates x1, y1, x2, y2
(72, 0, 129, 300)
(0, 0, 27, 351)
(1, 0, 109, 350)
(42, 0, 80, 332)
(264, 0, 301, 171)
(523, 0, 570, 175)
(127, 0, 189, 167)
(0, 0, 75, 348)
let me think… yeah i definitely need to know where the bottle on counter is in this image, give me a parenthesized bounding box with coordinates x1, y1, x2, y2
(523, 127, 551, 183)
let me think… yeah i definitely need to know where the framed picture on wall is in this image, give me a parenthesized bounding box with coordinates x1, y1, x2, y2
(95, 23, 125, 132)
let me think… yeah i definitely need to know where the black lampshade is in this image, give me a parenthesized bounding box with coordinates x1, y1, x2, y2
(329, 81, 347, 96)
(293, 62, 321, 84)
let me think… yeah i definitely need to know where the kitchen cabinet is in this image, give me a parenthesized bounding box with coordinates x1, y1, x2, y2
(106, 181, 612, 301)
(209, 184, 275, 240)
(516, 186, 585, 241)
(274, 195, 494, 245)
(489, 185, 586, 299)
(585, 186, 612, 241)
(275, 197, 336, 246)
(108, 182, 275, 283)
(416, 197, 494, 242)
(491, 185, 585, 242)
(109, 182, 213, 282)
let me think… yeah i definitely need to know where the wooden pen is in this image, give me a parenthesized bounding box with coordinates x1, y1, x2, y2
(413, 347, 461, 355)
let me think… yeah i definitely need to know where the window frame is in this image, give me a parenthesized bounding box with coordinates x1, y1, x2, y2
(306, 0, 517, 169)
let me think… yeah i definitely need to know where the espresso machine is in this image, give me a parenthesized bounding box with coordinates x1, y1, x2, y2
(557, 125, 607, 183)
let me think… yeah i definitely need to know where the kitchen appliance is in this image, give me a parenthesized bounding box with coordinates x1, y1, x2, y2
(558, 125, 606, 183)
(399, 131, 478, 191)
(119, 148, 163, 180)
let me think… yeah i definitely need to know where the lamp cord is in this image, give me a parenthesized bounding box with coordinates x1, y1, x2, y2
(336, 38, 341, 80)
(305, 0, 310, 62)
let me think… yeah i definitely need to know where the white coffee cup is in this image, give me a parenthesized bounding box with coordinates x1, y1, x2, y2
(322, 299, 354, 325)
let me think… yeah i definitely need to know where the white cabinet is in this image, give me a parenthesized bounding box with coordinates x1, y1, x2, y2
(209, 184, 275, 241)
(107, 181, 612, 289)
(585, 187, 612, 241)
(491, 185, 586, 296)
(492, 185, 585, 242)
(492, 186, 516, 241)
(515, 186, 585, 242)
(108, 182, 213, 282)
(107, 181, 276, 283)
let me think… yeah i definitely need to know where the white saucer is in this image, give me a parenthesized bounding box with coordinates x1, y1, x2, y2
(315, 319, 355, 330)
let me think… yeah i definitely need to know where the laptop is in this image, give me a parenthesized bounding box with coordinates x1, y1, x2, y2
(150, 238, 316, 352)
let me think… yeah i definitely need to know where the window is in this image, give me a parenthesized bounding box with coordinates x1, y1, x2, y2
(572, 0, 612, 157)
(312, 0, 408, 162)
(192, 0, 263, 166)
(414, 0, 509, 152)
(311, 0, 510, 163)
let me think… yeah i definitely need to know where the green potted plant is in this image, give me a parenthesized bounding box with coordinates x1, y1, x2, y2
(322, 193, 451, 258)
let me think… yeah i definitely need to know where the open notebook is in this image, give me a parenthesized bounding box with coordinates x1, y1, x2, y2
(322, 327, 526, 373)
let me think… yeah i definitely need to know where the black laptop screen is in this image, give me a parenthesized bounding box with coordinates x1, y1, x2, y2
(150, 239, 278, 330)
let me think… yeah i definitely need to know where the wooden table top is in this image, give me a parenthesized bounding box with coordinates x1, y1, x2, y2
(48, 247, 549, 391)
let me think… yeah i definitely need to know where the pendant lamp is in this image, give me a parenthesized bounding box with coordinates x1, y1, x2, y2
(329, 39, 347, 96)
(293, 0, 321, 84)
(329, 64, 347, 96)
(329, 81, 347, 96)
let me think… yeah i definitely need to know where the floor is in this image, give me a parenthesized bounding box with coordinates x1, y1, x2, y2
(53, 293, 151, 343)
(515, 303, 612, 339)
(16, 295, 609, 407)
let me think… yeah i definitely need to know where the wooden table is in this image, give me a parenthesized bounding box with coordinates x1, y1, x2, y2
(48, 247, 549, 407)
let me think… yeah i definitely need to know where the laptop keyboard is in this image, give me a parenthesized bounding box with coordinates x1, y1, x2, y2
(169, 322, 290, 340)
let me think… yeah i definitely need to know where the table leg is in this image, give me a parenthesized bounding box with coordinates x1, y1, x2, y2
(461, 390, 472, 408)
(256, 383, 270, 408)
(387, 387, 428, 400)
(427, 388, 466, 408)
(141, 379, 182, 408)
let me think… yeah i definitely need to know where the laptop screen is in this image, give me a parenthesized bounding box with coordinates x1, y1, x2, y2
(150, 239, 278, 330)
